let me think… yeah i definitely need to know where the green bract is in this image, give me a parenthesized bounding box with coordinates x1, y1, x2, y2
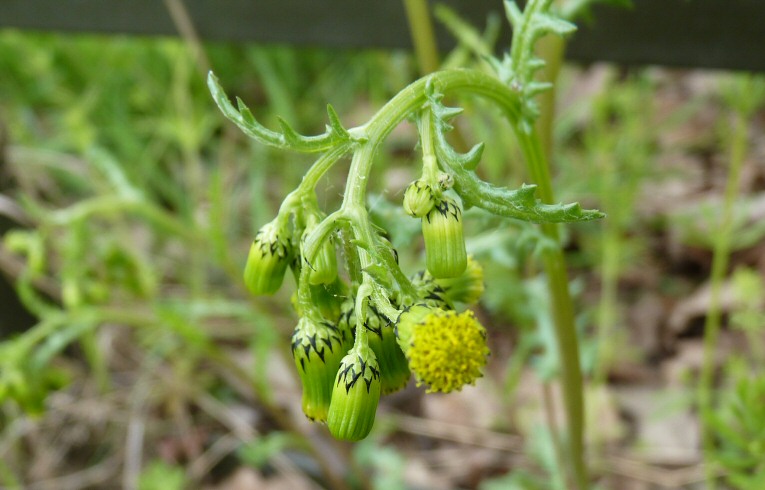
(291, 317, 346, 422)
(434, 255, 485, 305)
(422, 198, 467, 279)
(339, 300, 410, 395)
(403, 179, 437, 218)
(306, 235, 338, 286)
(327, 344, 381, 441)
(243, 220, 291, 295)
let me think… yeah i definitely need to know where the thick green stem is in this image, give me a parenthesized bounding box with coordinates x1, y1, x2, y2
(531, 28, 581, 488)
(277, 143, 351, 224)
(518, 131, 587, 490)
(534, 34, 565, 163)
(354, 283, 372, 348)
(699, 105, 749, 490)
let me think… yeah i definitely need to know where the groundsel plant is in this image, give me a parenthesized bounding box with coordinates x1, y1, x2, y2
(210, 0, 602, 448)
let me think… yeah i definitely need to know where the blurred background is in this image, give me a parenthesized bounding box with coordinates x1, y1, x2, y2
(1, 1, 764, 489)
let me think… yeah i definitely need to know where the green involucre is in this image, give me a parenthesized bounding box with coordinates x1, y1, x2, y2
(403, 179, 437, 218)
(327, 344, 381, 441)
(433, 255, 484, 305)
(422, 197, 467, 279)
(338, 300, 410, 395)
(291, 317, 347, 422)
(243, 221, 292, 295)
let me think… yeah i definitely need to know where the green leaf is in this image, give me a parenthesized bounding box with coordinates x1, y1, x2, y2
(326, 104, 350, 139)
(532, 13, 577, 36)
(503, 1, 524, 28)
(207, 71, 348, 153)
(427, 96, 604, 223)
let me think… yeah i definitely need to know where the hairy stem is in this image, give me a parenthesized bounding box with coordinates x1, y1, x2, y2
(534, 33, 566, 162)
(517, 131, 587, 490)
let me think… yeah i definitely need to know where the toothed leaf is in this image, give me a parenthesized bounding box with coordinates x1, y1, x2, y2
(326, 104, 350, 138)
(527, 58, 546, 71)
(208, 71, 345, 153)
(433, 105, 464, 122)
(503, 1, 523, 27)
(533, 13, 577, 36)
(427, 96, 604, 223)
(526, 81, 554, 97)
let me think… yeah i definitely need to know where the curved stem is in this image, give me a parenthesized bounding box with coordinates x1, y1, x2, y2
(297, 211, 343, 316)
(356, 70, 522, 145)
(277, 143, 352, 224)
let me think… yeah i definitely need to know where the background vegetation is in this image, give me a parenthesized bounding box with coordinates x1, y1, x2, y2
(0, 16, 764, 490)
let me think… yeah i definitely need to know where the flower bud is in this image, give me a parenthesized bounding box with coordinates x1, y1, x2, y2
(304, 236, 337, 286)
(434, 255, 484, 305)
(396, 305, 489, 393)
(310, 279, 348, 323)
(243, 220, 291, 295)
(403, 180, 436, 218)
(342, 300, 410, 394)
(338, 300, 410, 394)
(422, 198, 467, 279)
(327, 344, 381, 441)
(291, 317, 347, 422)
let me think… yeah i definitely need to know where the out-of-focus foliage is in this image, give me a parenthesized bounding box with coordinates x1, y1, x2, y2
(0, 29, 415, 486)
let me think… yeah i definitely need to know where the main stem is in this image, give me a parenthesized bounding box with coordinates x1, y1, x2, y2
(699, 105, 748, 489)
(518, 131, 587, 489)
(530, 30, 588, 488)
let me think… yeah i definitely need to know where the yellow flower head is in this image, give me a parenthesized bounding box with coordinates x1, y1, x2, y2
(396, 306, 489, 393)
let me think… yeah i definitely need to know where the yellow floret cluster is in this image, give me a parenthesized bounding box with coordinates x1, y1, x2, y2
(405, 309, 489, 393)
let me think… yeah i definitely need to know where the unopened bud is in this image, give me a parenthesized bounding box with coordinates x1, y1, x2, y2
(340, 301, 410, 395)
(422, 198, 467, 278)
(403, 180, 436, 218)
(243, 220, 291, 295)
(306, 236, 338, 286)
(327, 344, 381, 441)
(291, 317, 346, 422)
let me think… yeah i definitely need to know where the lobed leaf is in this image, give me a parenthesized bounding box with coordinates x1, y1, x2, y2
(427, 95, 604, 223)
(208, 71, 352, 153)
